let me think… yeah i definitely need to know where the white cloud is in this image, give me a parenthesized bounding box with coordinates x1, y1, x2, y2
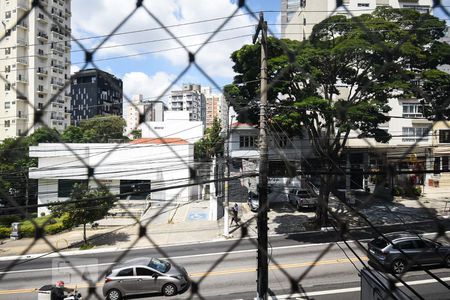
(70, 65, 80, 74)
(122, 71, 177, 104)
(71, 0, 255, 79)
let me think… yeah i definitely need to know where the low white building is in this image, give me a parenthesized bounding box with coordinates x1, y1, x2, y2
(29, 139, 196, 216)
(141, 111, 204, 143)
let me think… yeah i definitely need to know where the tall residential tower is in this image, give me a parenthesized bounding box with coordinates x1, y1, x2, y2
(0, 0, 71, 140)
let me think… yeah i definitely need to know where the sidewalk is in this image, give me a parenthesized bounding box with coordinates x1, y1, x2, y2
(0, 194, 448, 258)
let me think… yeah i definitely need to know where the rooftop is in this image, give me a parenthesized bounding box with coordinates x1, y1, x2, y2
(131, 138, 189, 145)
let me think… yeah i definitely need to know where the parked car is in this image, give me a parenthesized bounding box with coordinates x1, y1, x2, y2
(103, 257, 190, 299)
(247, 192, 259, 212)
(368, 232, 450, 274)
(288, 188, 318, 210)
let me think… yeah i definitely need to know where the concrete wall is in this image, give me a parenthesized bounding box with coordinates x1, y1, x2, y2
(29, 142, 195, 215)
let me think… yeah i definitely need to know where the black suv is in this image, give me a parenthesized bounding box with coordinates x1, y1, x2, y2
(368, 232, 450, 274)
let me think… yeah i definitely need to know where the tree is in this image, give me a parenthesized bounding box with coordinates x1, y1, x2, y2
(228, 7, 450, 226)
(51, 183, 116, 244)
(0, 127, 61, 209)
(62, 115, 127, 143)
(194, 118, 224, 160)
(130, 129, 142, 140)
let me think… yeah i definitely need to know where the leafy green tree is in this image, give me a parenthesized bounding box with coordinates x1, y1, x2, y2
(62, 115, 127, 143)
(0, 127, 61, 209)
(228, 7, 450, 226)
(194, 118, 224, 160)
(51, 183, 116, 244)
(130, 129, 142, 140)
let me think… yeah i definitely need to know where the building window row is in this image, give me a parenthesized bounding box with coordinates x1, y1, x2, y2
(402, 127, 429, 142)
(239, 135, 258, 149)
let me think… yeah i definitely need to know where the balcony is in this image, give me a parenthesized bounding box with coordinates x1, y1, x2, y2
(17, 38, 27, 47)
(17, 94, 28, 101)
(17, 58, 28, 65)
(17, 21, 28, 30)
(16, 75, 27, 83)
(37, 49, 47, 58)
(37, 32, 49, 41)
(17, 0, 29, 10)
(37, 87, 47, 94)
(37, 68, 48, 76)
(37, 14, 47, 23)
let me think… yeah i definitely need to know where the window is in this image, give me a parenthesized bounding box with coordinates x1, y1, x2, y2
(439, 130, 450, 144)
(57, 179, 87, 197)
(239, 135, 258, 148)
(5, 83, 11, 91)
(402, 127, 429, 142)
(38, 103, 43, 109)
(274, 136, 291, 148)
(117, 268, 134, 277)
(4, 120, 10, 128)
(5, 11, 11, 19)
(397, 241, 416, 250)
(5, 48, 11, 55)
(136, 268, 155, 276)
(402, 103, 424, 118)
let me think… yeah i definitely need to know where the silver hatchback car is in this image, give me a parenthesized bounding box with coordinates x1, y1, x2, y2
(103, 257, 190, 300)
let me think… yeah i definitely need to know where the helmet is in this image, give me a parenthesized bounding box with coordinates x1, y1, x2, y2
(55, 281, 65, 287)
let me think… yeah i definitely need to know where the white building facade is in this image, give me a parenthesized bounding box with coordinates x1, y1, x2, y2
(141, 111, 204, 143)
(281, 0, 433, 41)
(125, 94, 166, 136)
(168, 84, 206, 124)
(29, 141, 195, 216)
(0, 0, 71, 141)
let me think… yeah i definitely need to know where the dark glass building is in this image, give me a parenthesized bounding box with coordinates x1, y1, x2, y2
(71, 69, 123, 125)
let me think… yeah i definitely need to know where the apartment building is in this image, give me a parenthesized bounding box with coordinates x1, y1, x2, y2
(281, 0, 433, 41)
(168, 84, 206, 124)
(70, 68, 123, 125)
(0, 0, 71, 140)
(125, 94, 165, 136)
(202, 87, 222, 129)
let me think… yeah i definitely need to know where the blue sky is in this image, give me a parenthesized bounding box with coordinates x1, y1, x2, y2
(69, 0, 450, 103)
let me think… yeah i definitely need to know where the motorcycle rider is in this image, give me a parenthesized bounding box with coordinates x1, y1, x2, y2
(51, 281, 74, 300)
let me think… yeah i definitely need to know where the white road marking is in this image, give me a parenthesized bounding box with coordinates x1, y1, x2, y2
(259, 277, 450, 299)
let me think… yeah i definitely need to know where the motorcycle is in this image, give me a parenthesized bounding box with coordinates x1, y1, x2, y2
(37, 285, 83, 300)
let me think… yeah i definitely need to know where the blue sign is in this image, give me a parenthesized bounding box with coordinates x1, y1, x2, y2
(188, 211, 208, 221)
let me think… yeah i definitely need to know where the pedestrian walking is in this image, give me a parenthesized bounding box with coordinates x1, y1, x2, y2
(230, 203, 239, 226)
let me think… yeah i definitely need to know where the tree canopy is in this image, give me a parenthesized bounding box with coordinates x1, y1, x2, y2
(62, 115, 128, 143)
(194, 118, 224, 160)
(51, 183, 116, 244)
(227, 7, 450, 225)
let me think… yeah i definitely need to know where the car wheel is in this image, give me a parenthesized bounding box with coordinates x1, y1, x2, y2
(106, 289, 122, 300)
(391, 259, 407, 274)
(162, 283, 177, 296)
(445, 255, 450, 267)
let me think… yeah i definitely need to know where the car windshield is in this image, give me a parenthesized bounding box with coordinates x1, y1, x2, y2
(148, 258, 171, 273)
(371, 237, 389, 249)
(297, 191, 310, 197)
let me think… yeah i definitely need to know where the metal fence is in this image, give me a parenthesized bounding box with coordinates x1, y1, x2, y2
(0, 0, 450, 299)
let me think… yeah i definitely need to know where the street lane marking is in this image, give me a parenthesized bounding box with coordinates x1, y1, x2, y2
(0, 243, 357, 275)
(0, 256, 368, 295)
(268, 277, 450, 299)
(189, 257, 368, 278)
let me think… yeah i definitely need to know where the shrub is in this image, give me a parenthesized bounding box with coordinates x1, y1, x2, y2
(0, 227, 11, 239)
(393, 186, 404, 196)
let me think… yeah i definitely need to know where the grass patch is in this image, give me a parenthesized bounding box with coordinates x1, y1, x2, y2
(79, 243, 94, 250)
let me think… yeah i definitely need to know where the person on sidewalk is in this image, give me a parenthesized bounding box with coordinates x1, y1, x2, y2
(230, 203, 240, 226)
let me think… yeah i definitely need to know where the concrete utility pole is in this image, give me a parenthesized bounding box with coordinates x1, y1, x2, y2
(223, 103, 231, 237)
(253, 11, 269, 300)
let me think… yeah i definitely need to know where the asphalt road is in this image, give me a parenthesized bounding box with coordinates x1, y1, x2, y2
(0, 232, 449, 299)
